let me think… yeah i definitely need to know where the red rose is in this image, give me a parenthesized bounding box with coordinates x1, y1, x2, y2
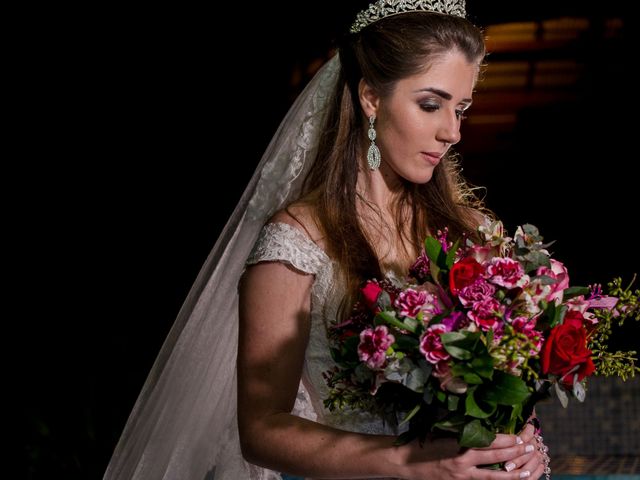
(541, 311, 595, 385)
(449, 257, 484, 295)
(361, 281, 383, 312)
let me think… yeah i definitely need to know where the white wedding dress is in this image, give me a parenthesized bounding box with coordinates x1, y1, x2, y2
(246, 222, 402, 480)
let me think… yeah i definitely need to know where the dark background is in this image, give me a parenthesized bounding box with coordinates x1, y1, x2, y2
(18, 1, 637, 478)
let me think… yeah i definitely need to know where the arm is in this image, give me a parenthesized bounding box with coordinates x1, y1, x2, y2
(238, 260, 544, 480)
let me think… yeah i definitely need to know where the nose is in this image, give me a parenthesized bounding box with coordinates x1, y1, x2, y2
(436, 111, 462, 146)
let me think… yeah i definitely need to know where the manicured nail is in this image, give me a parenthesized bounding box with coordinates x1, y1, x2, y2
(519, 471, 531, 478)
(516, 436, 523, 445)
(504, 462, 516, 472)
(525, 444, 535, 453)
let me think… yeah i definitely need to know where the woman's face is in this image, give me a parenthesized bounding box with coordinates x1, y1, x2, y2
(375, 49, 478, 184)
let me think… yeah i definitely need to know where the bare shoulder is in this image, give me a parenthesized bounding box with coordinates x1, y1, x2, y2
(268, 202, 327, 250)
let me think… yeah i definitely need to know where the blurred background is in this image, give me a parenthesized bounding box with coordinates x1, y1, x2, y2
(17, 0, 638, 478)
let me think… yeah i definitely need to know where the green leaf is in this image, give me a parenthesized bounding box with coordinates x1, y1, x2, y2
(442, 331, 481, 349)
(443, 345, 473, 360)
(463, 372, 483, 384)
(399, 403, 421, 426)
(451, 363, 470, 376)
(445, 239, 460, 270)
(375, 311, 416, 333)
(465, 389, 497, 419)
(448, 394, 460, 411)
(436, 389, 446, 403)
(395, 334, 420, 350)
(471, 355, 494, 379)
(460, 419, 496, 448)
(405, 366, 428, 392)
(524, 250, 551, 271)
(425, 237, 443, 264)
(441, 331, 480, 360)
(433, 414, 466, 433)
(478, 371, 530, 405)
(564, 286, 590, 300)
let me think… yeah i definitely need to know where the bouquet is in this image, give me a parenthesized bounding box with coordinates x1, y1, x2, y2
(324, 221, 639, 448)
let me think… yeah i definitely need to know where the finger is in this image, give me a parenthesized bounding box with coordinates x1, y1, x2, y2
(483, 433, 525, 449)
(517, 459, 545, 480)
(470, 465, 533, 479)
(468, 442, 536, 467)
(517, 422, 536, 443)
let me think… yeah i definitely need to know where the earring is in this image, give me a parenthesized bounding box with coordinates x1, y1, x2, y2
(367, 115, 381, 171)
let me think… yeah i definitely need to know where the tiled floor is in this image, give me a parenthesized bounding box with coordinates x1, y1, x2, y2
(552, 455, 640, 475)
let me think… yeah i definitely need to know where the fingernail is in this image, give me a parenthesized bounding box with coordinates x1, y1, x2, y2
(519, 471, 531, 478)
(516, 436, 523, 445)
(504, 462, 516, 472)
(525, 444, 534, 453)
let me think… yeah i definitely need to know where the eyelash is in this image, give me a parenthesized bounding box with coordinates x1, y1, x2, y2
(419, 103, 468, 121)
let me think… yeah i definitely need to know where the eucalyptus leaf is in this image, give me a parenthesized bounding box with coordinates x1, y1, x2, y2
(534, 274, 559, 286)
(405, 366, 428, 392)
(525, 250, 551, 271)
(555, 381, 569, 408)
(573, 378, 586, 402)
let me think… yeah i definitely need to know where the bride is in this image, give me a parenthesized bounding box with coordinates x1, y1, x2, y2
(105, 2, 548, 479)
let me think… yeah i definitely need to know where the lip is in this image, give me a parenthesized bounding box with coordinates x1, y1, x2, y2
(421, 151, 444, 166)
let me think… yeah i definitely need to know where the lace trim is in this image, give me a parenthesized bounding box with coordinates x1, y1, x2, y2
(246, 222, 329, 276)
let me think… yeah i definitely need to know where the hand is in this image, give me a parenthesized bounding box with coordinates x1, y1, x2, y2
(500, 423, 549, 480)
(400, 430, 543, 479)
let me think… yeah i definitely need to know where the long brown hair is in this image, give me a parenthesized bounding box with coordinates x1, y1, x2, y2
(297, 12, 489, 306)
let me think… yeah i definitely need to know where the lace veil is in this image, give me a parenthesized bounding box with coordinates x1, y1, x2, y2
(104, 54, 341, 480)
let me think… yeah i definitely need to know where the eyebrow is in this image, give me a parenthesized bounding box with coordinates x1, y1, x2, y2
(415, 87, 472, 105)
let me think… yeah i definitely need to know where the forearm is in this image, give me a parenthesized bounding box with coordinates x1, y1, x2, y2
(240, 412, 407, 479)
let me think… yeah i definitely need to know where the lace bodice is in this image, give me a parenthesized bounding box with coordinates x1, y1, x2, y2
(246, 223, 402, 435)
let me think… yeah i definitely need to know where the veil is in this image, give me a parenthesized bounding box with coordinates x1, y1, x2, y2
(104, 54, 341, 480)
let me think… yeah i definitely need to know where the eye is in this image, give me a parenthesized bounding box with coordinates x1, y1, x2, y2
(420, 102, 440, 112)
(455, 108, 468, 121)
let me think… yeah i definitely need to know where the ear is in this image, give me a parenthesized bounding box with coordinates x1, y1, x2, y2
(358, 78, 380, 118)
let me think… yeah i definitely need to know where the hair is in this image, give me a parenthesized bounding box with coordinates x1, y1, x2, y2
(294, 11, 490, 309)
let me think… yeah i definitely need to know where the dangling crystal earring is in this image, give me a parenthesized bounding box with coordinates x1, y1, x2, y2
(367, 115, 381, 171)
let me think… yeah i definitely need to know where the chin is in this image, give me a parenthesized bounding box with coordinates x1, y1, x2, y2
(406, 168, 435, 184)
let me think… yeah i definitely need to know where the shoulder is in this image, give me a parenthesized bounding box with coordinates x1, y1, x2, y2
(268, 202, 327, 251)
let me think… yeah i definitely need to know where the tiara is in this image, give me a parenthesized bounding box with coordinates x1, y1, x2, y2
(350, 0, 467, 34)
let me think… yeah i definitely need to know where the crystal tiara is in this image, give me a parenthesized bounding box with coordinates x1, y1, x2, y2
(350, 0, 467, 34)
